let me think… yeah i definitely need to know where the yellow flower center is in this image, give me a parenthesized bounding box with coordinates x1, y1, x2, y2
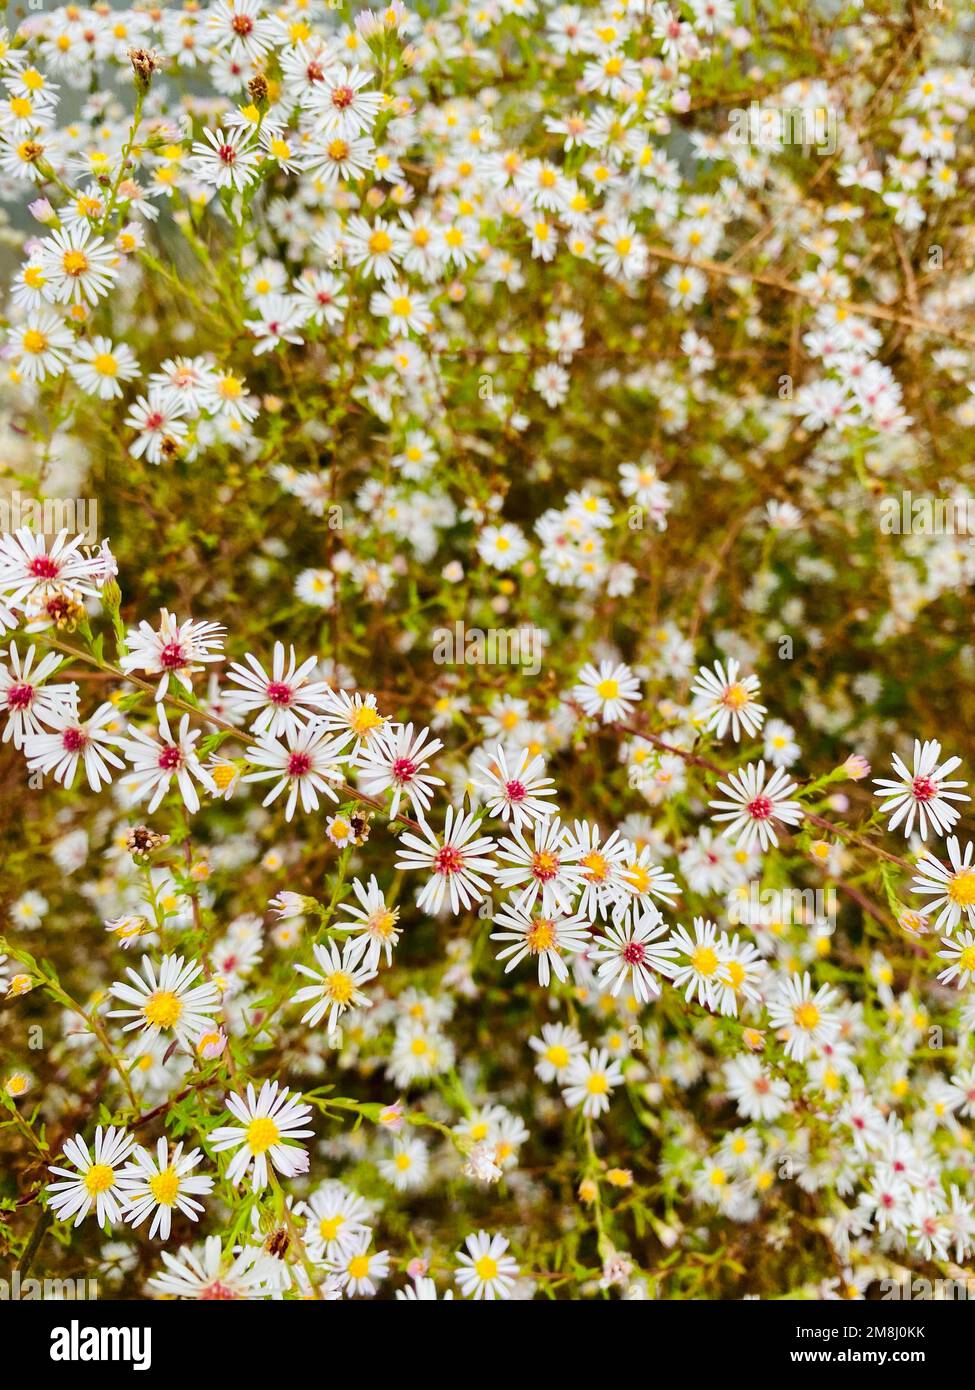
(724, 959, 746, 989)
(369, 229, 392, 253)
(246, 1117, 280, 1154)
(721, 683, 750, 709)
(62, 249, 89, 276)
(692, 946, 719, 976)
(527, 917, 557, 953)
(93, 352, 117, 376)
(143, 990, 182, 1029)
(319, 1214, 344, 1241)
(586, 1072, 609, 1095)
(84, 1163, 115, 1195)
(581, 850, 609, 882)
(595, 678, 619, 700)
(325, 971, 354, 1004)
(545, 1044, 569, 1068)
(368, 908, 398, 939)
(948, 871, 975, 907)
(149, 1167, 180, 1206)
(348, 1255, 371, 1280)
(475, 1255, 498, 1280)
(22, 329, 47, 354)
(795, 1002, 820, 1031)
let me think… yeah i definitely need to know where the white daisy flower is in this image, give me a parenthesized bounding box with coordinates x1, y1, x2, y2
(225, 641, 333, 739)
(395, 805, 498, 915)
(210, 1081, 315, 1191)
(0, 641, 78, 748)
(471, 743, 557, 831)
(873, 739, 969, 840)
(709, 760, 803, 851)
(353, 720, 444, 822)
(326, 1232, 390, 1297)
(572, 659, 641, 723)
(148, 1235, 273, 1300)
(293, 938, 377, 1032)
(332, 875, 401, 969)
(300, 1181, 373, 1262)
(243, 720, 348, 820)
(455, 1230, 520, 1300)
(120, 609, 225, 700)
(108, 952, 221, 1059)
(46, 1125, 136, 1229)
(121, 1139, 214, 1241)
(118, 705, 217, 814)
(766, 971, 840, 1062)
(528, 1022, 586, 1082)
(490, 899, 590, 985)
(561, 1046, 624, 1118)
(493, 816, 584, 915)
(691, 658, 766, 742)
(912, 837, 975, 934)
(592, 904, 678, 1002)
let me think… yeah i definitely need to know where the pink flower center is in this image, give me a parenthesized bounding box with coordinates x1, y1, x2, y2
(287, 752, 312, 778)
(6, 682, 33, 710)
(158, 744, 182, 771)
(747, 795, 773, 820)
(434, 844, 464, 876)
(218, 144, 237, 165)
(391, 756, 418, 784)
(622, 941, 646, 965)
(62, 727, 87, 752)
(200, 1280, 238, 1300)
(145, 411, 164, 430)
(28, 555, 59, 579)
(159, 640, 187, 669)
(504, 779, 527, 802)
(911, 775, 937, 802)
(266, 681, 294, 706)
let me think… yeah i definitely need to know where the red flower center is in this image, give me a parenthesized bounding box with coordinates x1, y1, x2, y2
(28, 555, 59, 579)
(218, 144, 237, 165)
(746, 795, 773, 820)
(622, 941, 646, 965)
(62, 727, 87, 753)
(287, 752, 312, 778)
(391, 756, 418, 784)
(307, 61, 324, 82)
(504, 779, 527, 802)
(159, 640, 187, 670)
(266, 681, 293, 706)
(231, 14, 254, 35)
(434, 845, 464, 876)
(158, 744, 182, 771)
(145, 411, 165, 430)
(331, 85, 354, 109)
(200, 1280, 238, 1300)
(911, 775, 937, 802)
(6, 682, 33, 710)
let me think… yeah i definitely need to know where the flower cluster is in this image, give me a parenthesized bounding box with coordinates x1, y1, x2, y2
(2, 0, 975, 1305)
